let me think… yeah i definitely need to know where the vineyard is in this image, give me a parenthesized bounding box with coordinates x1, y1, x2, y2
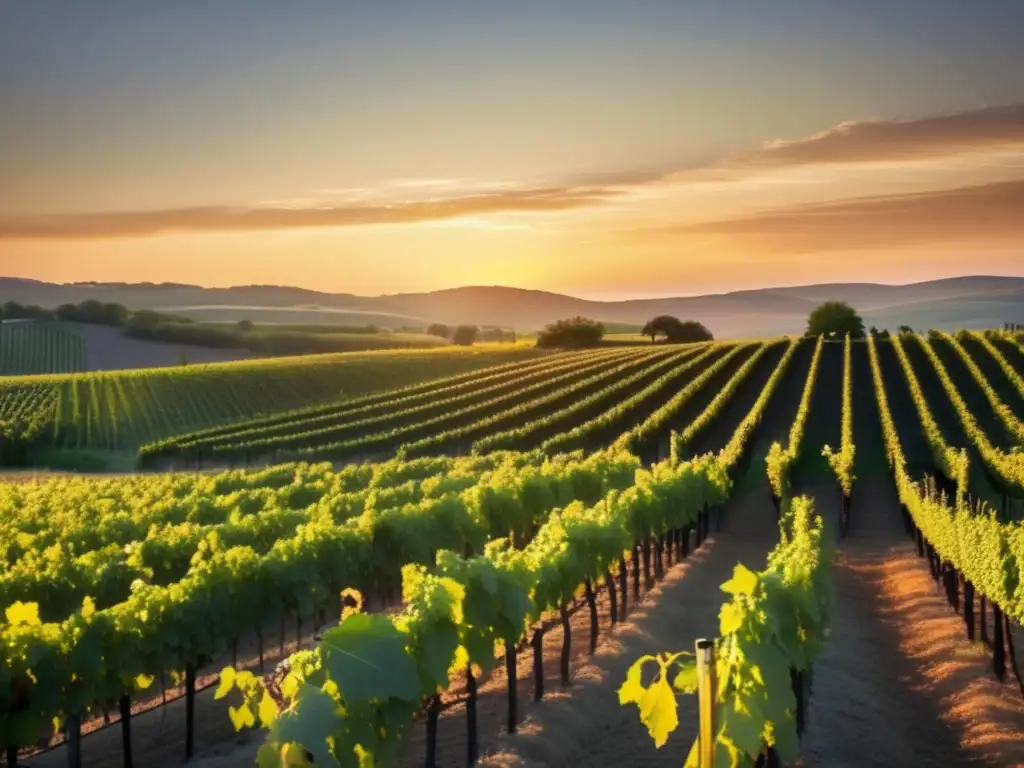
(3, 331, 1024, 768)
(0, 323, 87, 376)
(0, 344, 545, 453)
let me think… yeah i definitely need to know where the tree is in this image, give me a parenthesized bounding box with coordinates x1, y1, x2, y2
(898, 325, 914, 335)
(642, 315, 680, 342)
(427, 323, 450, 339)
(128, 310, 163, 331)
(236, 319, 254, 332)
(536, 317, 605, 348)
(641, 316, 714, 343)
(56, 303, 79, 322)
(805, 301, 865, 338)
(452, 325, 478, 346)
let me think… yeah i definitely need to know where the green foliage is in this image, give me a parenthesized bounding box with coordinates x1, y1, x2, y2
(426, 323, 450, 339)
(822, 334, 856, 496)
(915, 334, 1024, 496)
(535, 316, 605, 349)
(0, 322, 87, 376)
(452, 325, 478, 346)
(548, 343, 741, 455)
(766, 335, 824, 501)
(1, 345, 543, 452)
(805, 301, 865, 339)
(887, 334, 970, 501)
(868, 333, 1024, 626)
(620, 497, 831, 767)
(640, 316, 714, 344)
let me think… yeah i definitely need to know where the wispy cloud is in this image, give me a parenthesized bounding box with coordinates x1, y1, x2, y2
(3, 103, 1023, 240)
(654, 179, 1024, 252)
(745, 103, 1024, 168)
(0, 186, 622, 239)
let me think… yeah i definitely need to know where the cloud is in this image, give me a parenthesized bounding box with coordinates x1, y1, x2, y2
(662, 179, 1024, 252)
(733, 103, 1024, 168)
(0, 186, 622, 239)
(4, 103, 1023, 240)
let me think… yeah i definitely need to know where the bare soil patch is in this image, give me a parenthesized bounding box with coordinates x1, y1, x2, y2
(801, 477, 1024, 767)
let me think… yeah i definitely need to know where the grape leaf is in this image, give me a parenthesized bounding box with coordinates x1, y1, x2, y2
(721, 564, 758, 596)
(259, 691, 280, 727)
(618, 655, 655, 705)
(724, 692, 764, 757)
(672, 660, 699, 694)
(321, 614, 420, 704)
(637, 675, 678, 748)
(419, 621, 460, 690)
(215, 667, 235, 700)
(274, 683, 343, 768)
(719, 602, 744, 635)
(229, 703, 256, 730)
(6, 601, 40, 626)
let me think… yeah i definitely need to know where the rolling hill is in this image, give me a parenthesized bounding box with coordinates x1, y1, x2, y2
(2, 275, 1022, 338)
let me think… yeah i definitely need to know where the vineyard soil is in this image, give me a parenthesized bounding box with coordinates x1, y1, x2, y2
(475, 482, 780, 767)
(801, 477, 1024, 767)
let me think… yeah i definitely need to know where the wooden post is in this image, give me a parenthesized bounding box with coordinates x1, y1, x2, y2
(66, 714, 82, 768)
(632, 543, 641, 600)
(981, 596, 989, 646)
(993, 604, 1007, 682)
(425, 695, 441, 768)
(964, 580, 975, 641)
(559, 602, 572, 687)
(532, 629, 545, 702)
(642, 537, 653, 589)
(466, 664, 478, 766)
(696, 639, 717, 768)
(619, 557, 628, 617)
(505, 645, 517, 734)
(119, 694, 133, 768)
(185, 665, 196, 761)
(584, 579, 599, 654)
(605, 568, 618, 625)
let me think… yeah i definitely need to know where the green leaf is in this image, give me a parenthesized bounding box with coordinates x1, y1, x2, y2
(134, 674, 154, 691)
(229, 703, 256, 730)
(259, 691, 280, 727)
(724, 692, 764, 757)
(419, 621, 460, 690)
(215, 667, 235, 701)
(618, 655, 655, 705)
(274, 684, 343, 768)
(256, 742, 283, 768)
(672, 660, 699, 694)
(637, 675, 678, 748)
(5, 601, 40, 626)
(320, 614, 420, 704)
(721, 564, 758, 596)
(719, 602, 744, 636)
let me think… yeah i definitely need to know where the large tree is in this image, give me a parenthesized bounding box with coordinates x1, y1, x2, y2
(536, 317, 605, 348)
(641, 315, 714, 343)
(427, 323, 450, 339)
(805, 301, 865, 338)
(452, 325, 478, 346)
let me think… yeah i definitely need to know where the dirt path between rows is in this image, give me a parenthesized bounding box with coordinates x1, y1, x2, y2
(478, 482, 781, 767)
(801, 476, 1024, 767)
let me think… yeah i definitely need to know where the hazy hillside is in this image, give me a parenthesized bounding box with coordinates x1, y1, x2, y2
(3, 275, 1022, 338)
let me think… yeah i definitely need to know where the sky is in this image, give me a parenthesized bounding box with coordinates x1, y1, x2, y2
(1, 1, 1023, 300)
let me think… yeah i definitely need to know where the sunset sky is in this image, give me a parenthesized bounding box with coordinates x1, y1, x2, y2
(2, 1, 1023, 299)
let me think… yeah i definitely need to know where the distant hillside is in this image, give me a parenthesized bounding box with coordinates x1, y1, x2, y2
(3, 275, 1022, 338)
